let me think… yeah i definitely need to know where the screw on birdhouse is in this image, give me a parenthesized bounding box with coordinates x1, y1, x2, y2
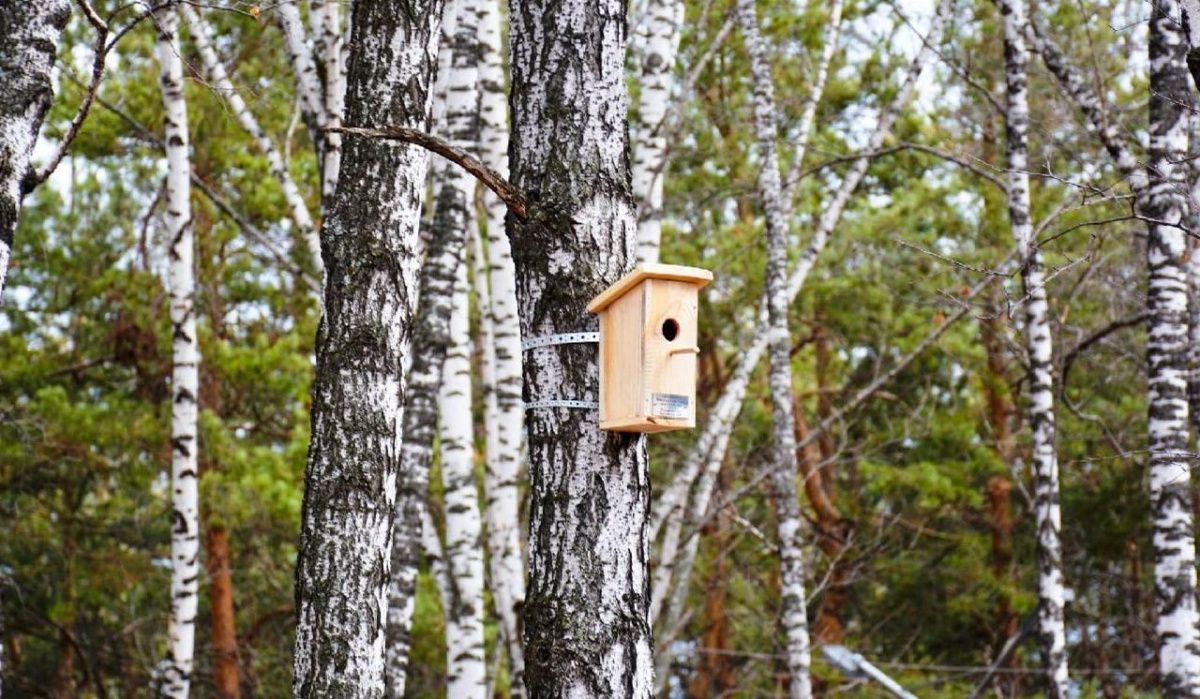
(587, 263, 714, 433)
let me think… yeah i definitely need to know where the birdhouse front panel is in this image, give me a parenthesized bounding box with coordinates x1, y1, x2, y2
(639, 279, 700, 429)
(589, 263, 713, 433)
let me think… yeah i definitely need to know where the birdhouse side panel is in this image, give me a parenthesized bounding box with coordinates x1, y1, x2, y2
(640, 279, 699, 427)
(598, 284, 646, 424)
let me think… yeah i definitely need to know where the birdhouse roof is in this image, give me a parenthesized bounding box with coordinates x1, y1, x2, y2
(587, 263, 714, 313)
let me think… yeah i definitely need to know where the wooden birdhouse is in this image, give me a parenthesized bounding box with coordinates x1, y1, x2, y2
(587, 263, 714, 433)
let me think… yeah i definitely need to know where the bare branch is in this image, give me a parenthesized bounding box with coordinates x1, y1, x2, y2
(26, 0, 176, 193)
(326, 125, 529, 220)
(70, 70, 322, 295)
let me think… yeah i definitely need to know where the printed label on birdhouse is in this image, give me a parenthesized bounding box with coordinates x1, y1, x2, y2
(650, 393, 690, 419)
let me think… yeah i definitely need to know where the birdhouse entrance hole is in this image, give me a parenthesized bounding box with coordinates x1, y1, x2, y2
(662, 318, 679, 341)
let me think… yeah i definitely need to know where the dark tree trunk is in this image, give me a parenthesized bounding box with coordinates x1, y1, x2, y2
(292, 0, 444, 695)
(507, 0, 651, 693)
(0, 0, 69, 298)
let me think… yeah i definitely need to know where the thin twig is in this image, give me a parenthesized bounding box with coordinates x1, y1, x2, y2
(68, 70, 322, 295)
(26, 1, 176, 192)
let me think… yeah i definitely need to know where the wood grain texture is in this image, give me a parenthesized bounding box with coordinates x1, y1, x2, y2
(596, 275, 704, 432)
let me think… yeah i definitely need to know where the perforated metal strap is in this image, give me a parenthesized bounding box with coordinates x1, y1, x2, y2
(523, 399, 599, 411)
(521, 332, 599, 352)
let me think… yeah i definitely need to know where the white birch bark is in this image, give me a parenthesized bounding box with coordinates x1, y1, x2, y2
(384, 167, 469, 696)
(153, 8, 200, 697)
(383, 0, 482, 690)
(508, 0, 652, 692)
(1016, 0, 1200, 686)
(183, 5, 323, 278)
(274, 2, 327, 149)
(647, 0, 843, 630)
(650, 4, 946, 664)
(999, 1, 1068, 693)
(737, 1, 811, 694)
(318, 1, 345, 206)
(1188, 111, 1200, 442)
(1147, 1, 1200, 693)
(293, 0, 443, 693)
(476, 0, 528, 690)
(1179, 0, 1200, 91)
(0, 0, 69, 298)
(631, 0, 684, 263)
(440, 255, 488, 697)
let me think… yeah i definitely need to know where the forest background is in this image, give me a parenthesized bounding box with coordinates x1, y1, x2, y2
(0, 0, 1179, 696)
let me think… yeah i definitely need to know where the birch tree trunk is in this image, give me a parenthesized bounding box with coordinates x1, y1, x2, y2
(737, 0, 812, 694)
(315, 0, 346, 207)
(508, 0, 652, 692)
(382, 0, 480, 691)
(1180, 0, 1200, 92)
(650, 5, 945, 674)
(999, 1, 1068, 694)
(383, 179, 468, 697)
(0, 0, 69, 298)
(1188, 112, 1200, 439)
(647, 0, 840, 629)
(154, 8, 201, 696)
(274, 2, 326, 147)
(1146, 1, 1200, 693)
(440, 256, 488, 697)
(632, 0, 684, 262)
(183, 5, 322, 277)
(293, 0, 442, 694)
(476, 0, 528, 690)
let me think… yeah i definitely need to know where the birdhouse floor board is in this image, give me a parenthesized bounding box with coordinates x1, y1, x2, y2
(599, 417, 691, 433)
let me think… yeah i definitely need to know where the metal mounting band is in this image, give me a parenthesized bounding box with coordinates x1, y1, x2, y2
(521, 332, 599, 352)
(524, 399, 599, 411)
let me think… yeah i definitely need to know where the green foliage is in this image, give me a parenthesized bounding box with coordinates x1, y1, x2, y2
(0, 0, 1173, 695)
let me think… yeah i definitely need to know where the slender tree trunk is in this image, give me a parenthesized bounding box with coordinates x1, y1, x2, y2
(1190, 111, 1200, 434)
(315, 0, 345, 208)
(632, 0, 684, 262)
(152, 8, 202, 696)
(206, 525, 242, 699)
(292, 0, 443, 693)
(647, 0, 841, 630)
(979, 302, 1022, 692)
(999, 1, 1069, 693)
(382, 0, 479, 690)
(650, 4, 947, 680)
(440, 257, 488, 696)
(737, 0, 813, 695)
(183, 5, 322, 278)
(0, 0, 69, 297)
(274, 2, 326, 148)
(508, 0, 652, 692)
(1147, 1, 1200, 693)
(475, 1, 529, 687)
